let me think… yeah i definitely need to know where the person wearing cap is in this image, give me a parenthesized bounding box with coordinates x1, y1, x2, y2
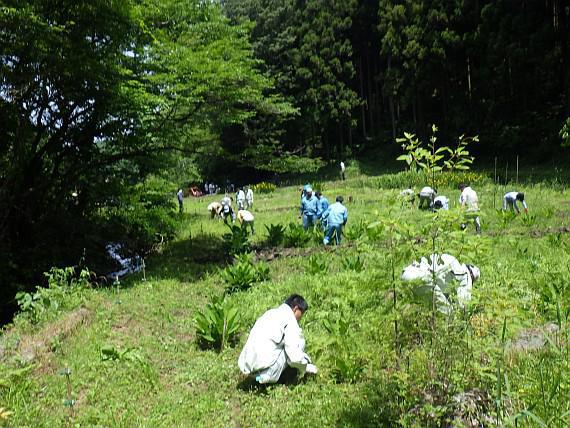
(321, 196, 348, 245)
(300, 187, 318, 230)
(238, 294, 317, 384)
(418, 186, 437, 209)
(401, 253, 480, 314)
(237, 209, 255, 234)
(503, 191, 528, 214)
(433, 195, 449, 211)
(458, 183, 481, 233)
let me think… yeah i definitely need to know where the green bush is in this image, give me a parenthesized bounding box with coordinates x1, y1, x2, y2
(283, 223, 312, 248)
(251, 182, 277, 194)
(105, 176, 179, 252)
(306, 254, 328, 275)
(371, 170, 491, 190)
(322, 316, 364, 383)
(221, 253, 270, 293)
(15, 267, 90, 324)
(265, 223, 285, 246)
(343, 220, 367, 241)
(341, 255, 364, 272)
(194, 296, 241, 351)
(222, 224, 251, 256)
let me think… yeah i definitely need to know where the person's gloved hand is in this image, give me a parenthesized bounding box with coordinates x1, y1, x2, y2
(306, 364, 318, 374)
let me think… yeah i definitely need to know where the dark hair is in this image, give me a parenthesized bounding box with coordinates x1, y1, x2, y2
(336, 196, 344, 203)
(285, 294, 308, 313)
(316, 191, 322, 197)
(458, 183, 466, 190)
(516, 192, 525, 201)
(434, 200, 443, 209)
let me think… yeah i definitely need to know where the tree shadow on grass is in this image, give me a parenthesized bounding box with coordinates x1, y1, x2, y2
(334, 381, 400, 428)
(138, 233, 230, 284)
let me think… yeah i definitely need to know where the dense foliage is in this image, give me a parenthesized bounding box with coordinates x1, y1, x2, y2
(224, 0, 570, 158)
(0, 0, 293, 318)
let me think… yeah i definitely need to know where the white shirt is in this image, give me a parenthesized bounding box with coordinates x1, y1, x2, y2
(236, 190, 246, 201)
(459, 186, 479, 210)
(504, 191, 527, 210)
(401, 254, 474, 312)
(238, 304, 310, 376)
(420, 186, 435, 196)
(340, 161, 345, 172)
(246, 188, 253, 201)
(434, 195, 449, 210)
(221, 196, 231, 206)
(238, 210, 254, 223)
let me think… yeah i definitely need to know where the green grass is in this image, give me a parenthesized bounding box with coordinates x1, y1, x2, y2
(1, 170, 570, 426)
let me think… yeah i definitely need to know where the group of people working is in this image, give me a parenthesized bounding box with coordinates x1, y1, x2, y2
(200, 180, 528, 386)
(207, 186, 255, 233)
(300, 185, 349, 246)
(401, 184, 529, 234)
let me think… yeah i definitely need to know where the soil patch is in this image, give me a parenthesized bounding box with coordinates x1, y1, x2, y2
(16, 307, 92, 364)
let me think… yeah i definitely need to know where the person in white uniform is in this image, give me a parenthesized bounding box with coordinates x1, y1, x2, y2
(458, 183, 481, 233)
(245, 186, 254, 210)
(503, 191, 528, 214)
(236, 187, 246, 210)
(401, 254, 480, 314)
(433, 195, 449, 211)
(207, 202, 222, 219)
(418, 186, 437, 209)
(237, 209, 255, 234)
(238, 295, 317, 384)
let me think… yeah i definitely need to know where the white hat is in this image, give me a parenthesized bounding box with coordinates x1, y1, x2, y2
(306, 187, 313, 193)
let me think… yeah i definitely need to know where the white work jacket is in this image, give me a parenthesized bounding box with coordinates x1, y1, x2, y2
(401, 254, 473, 313)
(238, 304, 310, 379)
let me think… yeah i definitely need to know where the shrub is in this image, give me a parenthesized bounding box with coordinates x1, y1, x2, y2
(283, 223, 312, 248)
(222, 224, 251, 256)
(15, 267, 90, 324)
(265, 223, 285, 246)
(251, 182, 277, 194)
(221, 253, 270, 293)
(194, 296, 241, 351)
(341, 255, 365, 272)
(322, 316, 364, 383)
(344, 220, 367, 241)
(373, 170, 491, 190)
(306, 254, 328, 275)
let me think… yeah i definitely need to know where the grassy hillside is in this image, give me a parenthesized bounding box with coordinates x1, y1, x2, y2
(1, 165, 569, 427)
